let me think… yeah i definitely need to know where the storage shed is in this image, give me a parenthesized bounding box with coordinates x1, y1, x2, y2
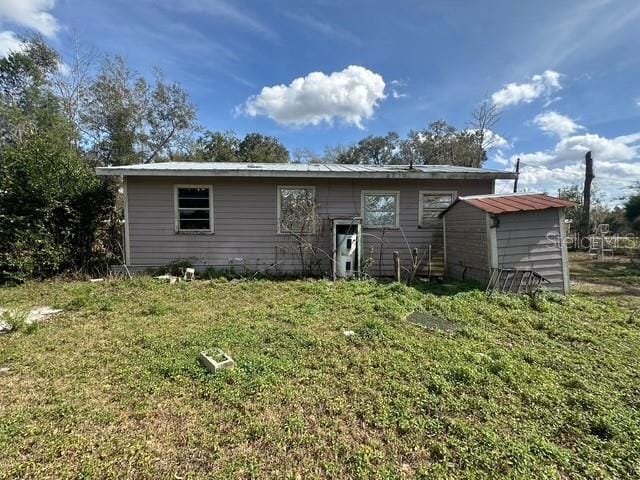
(440, 193, 575, 294)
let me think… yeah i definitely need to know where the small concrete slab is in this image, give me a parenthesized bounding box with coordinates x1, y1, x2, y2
(199, 348, 235, 373)
(407, 312, 459, 334)
(26, 307, 63, 324)
(154, 274, 180, 284)
(0, 306, 63, 333)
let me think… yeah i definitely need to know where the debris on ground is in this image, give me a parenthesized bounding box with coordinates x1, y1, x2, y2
(0, 306, 63, 334)
(342, 330, 356, 337)
(199, 349, 235, 373)
(407, 311, 459, 334)
(27, 307, 63, 323)
(154, 274, 180, 284)
(0, 309, 10, 333)
(89, 278, 104, 283)
(0, 367, 10, 375)
(184, 268, 196, 281)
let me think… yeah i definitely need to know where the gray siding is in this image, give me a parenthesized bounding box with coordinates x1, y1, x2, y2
(495, 209, 567, 293)
(443, 202, 490, 283)
(125, 176, 492, 277)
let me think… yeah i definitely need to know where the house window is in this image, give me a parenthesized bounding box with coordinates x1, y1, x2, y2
(278, 186, 316, 234)
(419, 191, 456, 227)
(174, 185, 213, 233)
(362, 191, 399, 228)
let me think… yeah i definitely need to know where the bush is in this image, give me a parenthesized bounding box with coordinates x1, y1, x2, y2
(0, 131, 116, 283)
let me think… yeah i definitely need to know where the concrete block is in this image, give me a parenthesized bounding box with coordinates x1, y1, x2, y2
(199, 348, 235, 373)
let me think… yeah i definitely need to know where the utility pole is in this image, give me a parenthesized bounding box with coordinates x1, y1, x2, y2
(513, 158, 520, 193)
(582, 151, 594, 238)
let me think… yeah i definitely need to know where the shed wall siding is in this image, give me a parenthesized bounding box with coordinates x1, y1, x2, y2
(443, 202, 490, 283)
(495, 209, 566, 293)
(126, 176, 492, 276)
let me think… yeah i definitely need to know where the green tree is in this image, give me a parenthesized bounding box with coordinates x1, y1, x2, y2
(238, 133, 289, 163)
(144, 70, 198, 163)
(558, 185, 610, 232)
(81, 56, 146, 166)
(408, 121, 485, 167)
(625, 190, 640, 232)
(0, 38, 116, 282)
(0, 37, 65, 146)
(82, 57, 198, 166)
(195, 130, 240, 162)
(336, 132, 400, 165)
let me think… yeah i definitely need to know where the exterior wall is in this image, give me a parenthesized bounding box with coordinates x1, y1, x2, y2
(495, 208, 568, 293)
(125, 176, 493, 277)
(443, 202, 491, 283)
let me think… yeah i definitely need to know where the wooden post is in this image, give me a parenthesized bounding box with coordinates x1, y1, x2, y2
(393, 251, 400, 282)
(582, 151, 594, 239)
(513, 158, 520, 193)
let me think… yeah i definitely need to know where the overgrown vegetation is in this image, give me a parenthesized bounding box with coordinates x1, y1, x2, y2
(0, 40, 117, 282)
(1, 265, 639, 478)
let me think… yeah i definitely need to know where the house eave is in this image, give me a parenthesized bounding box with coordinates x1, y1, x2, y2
(96, 167, 517, 181)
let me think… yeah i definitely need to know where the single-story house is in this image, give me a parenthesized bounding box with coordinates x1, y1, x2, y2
(96, 162, 516, 279)
(440, 193, 575, 294)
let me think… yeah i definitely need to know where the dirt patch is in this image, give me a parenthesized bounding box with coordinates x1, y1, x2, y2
(407, 311, 459, 333)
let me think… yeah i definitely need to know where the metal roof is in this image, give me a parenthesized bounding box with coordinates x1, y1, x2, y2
(95, 162, 516, 180)
(441, 193, 576, 216)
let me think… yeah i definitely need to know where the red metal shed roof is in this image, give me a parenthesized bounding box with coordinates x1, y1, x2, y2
(444, 193, 576, 216)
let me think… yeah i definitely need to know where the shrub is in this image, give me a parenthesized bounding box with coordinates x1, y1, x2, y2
(0, 131, 116, 283)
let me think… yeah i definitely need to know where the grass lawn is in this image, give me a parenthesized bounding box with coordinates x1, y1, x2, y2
(1, 264, 640, 478)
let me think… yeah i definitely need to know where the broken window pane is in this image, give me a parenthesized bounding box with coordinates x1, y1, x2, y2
(279, 187, 316, 234)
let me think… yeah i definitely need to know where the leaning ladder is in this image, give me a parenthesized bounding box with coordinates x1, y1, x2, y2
(486, 268, 549, 295)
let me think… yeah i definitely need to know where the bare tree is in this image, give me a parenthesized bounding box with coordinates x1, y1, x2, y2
(292, 147, 322, 164)
(49, 34, 99, 148)
(469, 98, 502, 151)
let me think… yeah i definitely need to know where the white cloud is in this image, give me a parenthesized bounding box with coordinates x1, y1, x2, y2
(636, 98, 640, 107)
(484, 130, 509, 149)
(491, 70, 562, 109)
(0, 0, 59, 37)
(389, 79, 407, 99)
(467, 129, 510, 150)
(241, 65, 386, 128)
(533, 111, 584, 138)
(0, 30, 25, 57)
(501, 132, 640, 203)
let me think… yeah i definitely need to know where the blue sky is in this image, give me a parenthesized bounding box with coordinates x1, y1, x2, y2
(1, 0, 639, 203)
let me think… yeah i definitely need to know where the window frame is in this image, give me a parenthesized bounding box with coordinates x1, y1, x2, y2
(361, 190, 400, 229)
(418, 190, 457, 228)
(277, 185, 317, 235)
(173, 184, 214, 234)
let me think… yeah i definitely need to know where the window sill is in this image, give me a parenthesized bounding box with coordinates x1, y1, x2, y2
(362, 225, 400, 230)
(175, 230, 215, 235)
